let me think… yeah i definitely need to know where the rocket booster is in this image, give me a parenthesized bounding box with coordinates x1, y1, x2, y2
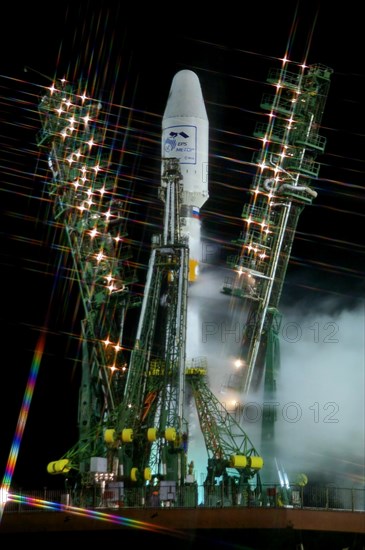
(162, 70, 209, 282)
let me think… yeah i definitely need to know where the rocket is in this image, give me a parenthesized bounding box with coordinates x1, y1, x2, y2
(162, 70, 209, 282)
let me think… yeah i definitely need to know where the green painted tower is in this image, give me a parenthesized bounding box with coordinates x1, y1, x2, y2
(222, 62, 333, 470)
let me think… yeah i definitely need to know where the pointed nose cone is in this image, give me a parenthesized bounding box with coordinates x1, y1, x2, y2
(161, 70, 209, 283)
(163, 70, 208, 121)
(161, 68, 209, 212)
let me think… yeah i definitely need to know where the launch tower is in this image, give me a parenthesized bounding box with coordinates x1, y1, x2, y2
(222, 62, 333, 457)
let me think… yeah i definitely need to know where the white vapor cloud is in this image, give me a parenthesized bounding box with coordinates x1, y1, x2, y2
(185, 257, 365, 492)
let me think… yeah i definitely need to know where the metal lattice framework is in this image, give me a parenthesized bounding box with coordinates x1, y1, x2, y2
(105, 158, 190, 486)
(37, 80, 138, 477)
(222, 63, 332, 454)
(186, 357, 263, 486)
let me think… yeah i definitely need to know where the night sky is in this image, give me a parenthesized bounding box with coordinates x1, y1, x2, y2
(0, 2, 364, 491)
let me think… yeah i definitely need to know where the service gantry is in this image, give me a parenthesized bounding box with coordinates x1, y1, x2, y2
(222, 62, 332, 451)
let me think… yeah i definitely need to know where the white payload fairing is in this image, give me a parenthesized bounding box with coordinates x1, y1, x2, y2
(162, 70, 209, 282)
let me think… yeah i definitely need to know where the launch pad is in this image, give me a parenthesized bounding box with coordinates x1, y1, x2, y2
(1, 506, 364, 550)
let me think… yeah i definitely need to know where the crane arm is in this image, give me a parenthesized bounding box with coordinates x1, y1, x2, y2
(186, 359, 263, 485)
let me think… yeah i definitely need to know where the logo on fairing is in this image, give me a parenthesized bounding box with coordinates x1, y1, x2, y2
(164, 131, 190, 152)
(163, 125, 197, 164)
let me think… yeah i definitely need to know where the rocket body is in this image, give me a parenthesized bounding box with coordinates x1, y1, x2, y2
(162, 70, 209, 282)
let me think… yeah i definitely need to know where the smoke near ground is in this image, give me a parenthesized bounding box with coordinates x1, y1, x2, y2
(185, 253, 364, 491)
(275, 302, 364, 488)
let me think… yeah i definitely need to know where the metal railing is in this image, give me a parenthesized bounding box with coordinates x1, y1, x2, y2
(3, 483, 365, 514)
